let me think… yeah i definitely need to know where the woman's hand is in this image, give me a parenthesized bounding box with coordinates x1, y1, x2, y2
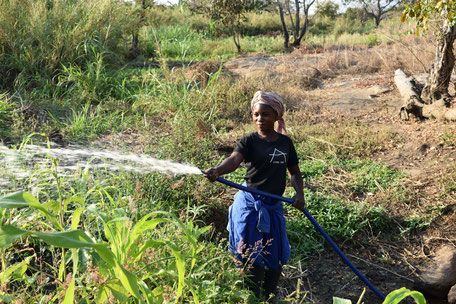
(204, 168, 219, 182)
(204, 152, 244, 183)
(292, 192, 305, 210)
(288, 164, 305, 210)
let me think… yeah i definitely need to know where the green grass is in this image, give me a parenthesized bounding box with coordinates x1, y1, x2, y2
(286, 189, 394, 258)
(0, 93, 14, 139)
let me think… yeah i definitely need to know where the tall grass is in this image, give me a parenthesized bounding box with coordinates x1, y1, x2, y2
(0, 93, 14, 139)
(0, 0, 138, 91)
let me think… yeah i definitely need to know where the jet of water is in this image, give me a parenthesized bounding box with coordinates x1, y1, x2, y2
(0, 144, 202, 187)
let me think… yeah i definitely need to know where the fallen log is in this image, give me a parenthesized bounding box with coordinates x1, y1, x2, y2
(394, 69, 456, 121)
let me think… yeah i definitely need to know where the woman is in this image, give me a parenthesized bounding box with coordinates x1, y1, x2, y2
(205, 91, 305, 301)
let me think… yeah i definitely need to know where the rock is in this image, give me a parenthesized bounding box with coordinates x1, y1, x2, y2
(367, 85, 391, 97)
(449, 284, 456, 304)
(415, 246, 456, 299)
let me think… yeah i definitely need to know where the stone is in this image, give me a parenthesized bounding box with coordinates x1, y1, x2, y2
(414, 246, 456, 299)
(449, 284, 456, 304)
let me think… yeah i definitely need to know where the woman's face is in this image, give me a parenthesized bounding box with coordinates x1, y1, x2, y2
(252, 103, 278, 133)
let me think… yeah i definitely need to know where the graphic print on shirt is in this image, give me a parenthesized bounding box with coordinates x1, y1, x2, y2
(269, 148, 287, 164)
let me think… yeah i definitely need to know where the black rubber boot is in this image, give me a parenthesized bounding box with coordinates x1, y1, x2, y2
(245, 265, 265, 299)
(263, 267, 281, 303)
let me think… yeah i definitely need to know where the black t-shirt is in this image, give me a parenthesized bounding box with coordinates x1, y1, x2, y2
(234, 132, 299, 196)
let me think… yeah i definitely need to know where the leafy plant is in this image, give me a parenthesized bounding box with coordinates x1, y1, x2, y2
(0, 93, 14, 139)
(0, 190, 220, 303)
(334, 287, 426, 303)
(286, 189, 394, 257)
(383, 287, 426, 304)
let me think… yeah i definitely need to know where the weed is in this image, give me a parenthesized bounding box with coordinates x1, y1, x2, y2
(0, 93, 14, 139)
(336, 159, 402, 194)
(286, 189, 394, 258)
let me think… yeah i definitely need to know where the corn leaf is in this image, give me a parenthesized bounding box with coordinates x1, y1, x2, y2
(114, 261, 141, 300)
(383, 287, 426, 304)
(0, 192, 63, 230)
(333, 297, 352, 304)
(62, 278, 75, 304)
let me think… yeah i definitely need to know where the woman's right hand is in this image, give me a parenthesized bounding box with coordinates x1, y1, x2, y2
(204, 168, 219, 182)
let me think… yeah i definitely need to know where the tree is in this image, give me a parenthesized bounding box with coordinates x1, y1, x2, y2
(276, 0, 317, 48)
(130, 0, 155, 59)
(344, 7, 369, 24)
(315, 0, 339, 19)
(396, 0, 456, 121)
(403, 0, 456, 103)
(345, 0, 400, 27)
(199, 0, 260, 53)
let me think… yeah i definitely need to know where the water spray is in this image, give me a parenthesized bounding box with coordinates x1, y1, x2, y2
(202, 170, 386, 301)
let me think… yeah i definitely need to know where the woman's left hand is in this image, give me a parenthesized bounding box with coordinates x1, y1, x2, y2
(292, 193, 305, 210)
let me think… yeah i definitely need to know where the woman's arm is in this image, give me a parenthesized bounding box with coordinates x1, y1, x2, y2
(204, 151, 244, 182)
(288, 164, 305, 210)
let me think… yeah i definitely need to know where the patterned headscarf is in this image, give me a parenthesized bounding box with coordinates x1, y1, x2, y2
(250, 91, 287, 135)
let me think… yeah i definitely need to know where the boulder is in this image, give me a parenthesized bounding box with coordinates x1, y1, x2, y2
(414, 246, 456, 299)
(449, 284, 456, 304)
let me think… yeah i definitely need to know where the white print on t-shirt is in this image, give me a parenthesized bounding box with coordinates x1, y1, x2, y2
(269, 148, 287, 164)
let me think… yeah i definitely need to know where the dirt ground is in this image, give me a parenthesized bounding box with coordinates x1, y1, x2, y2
(215, 45, 456, 303)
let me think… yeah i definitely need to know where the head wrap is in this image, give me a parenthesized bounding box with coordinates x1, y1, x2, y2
(250, 91, 287, 135)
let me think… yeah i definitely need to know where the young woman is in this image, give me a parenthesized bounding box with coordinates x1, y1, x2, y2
(205, 91, 305, 301)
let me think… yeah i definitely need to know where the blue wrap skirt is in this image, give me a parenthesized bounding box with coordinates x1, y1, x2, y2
(227, 187, 291, 270)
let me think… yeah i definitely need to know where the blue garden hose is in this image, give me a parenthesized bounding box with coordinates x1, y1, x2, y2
(203, 171, 386, 301)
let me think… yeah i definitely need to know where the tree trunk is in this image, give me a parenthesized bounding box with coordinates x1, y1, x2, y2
(277, 1, 289, 49)
(130, 33, 140, 59)
(294, 0, 300, 39)
(232, 27, 241, 53)
(130, 0, 147, 59)
(292, 14, 308, 47)
(421, 22, 456, 103)
(375, 14, 381, 27)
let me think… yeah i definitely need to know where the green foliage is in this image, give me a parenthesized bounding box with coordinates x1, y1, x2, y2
(286, 189, 394, 256)
(0, 0, 138, 92)
(152, 25, 204, 60)
(366, 34, 381, 46)
(334, 287, 426, 303)
(0, 93, 14, 139)
(402, 0, 456, 34)
(310, 9, 375, 36)
(299, 159, 330, 180)
(315, 0, 339, 19)
(383, 287, 426, 303)
(204, 0, 261, 51)
(0, 168, 248, 303)
(333, 297, 353, 304)
(242, 11, 283, 35)
(336, 159, 402, 194)
(442, 170, 456, 194)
